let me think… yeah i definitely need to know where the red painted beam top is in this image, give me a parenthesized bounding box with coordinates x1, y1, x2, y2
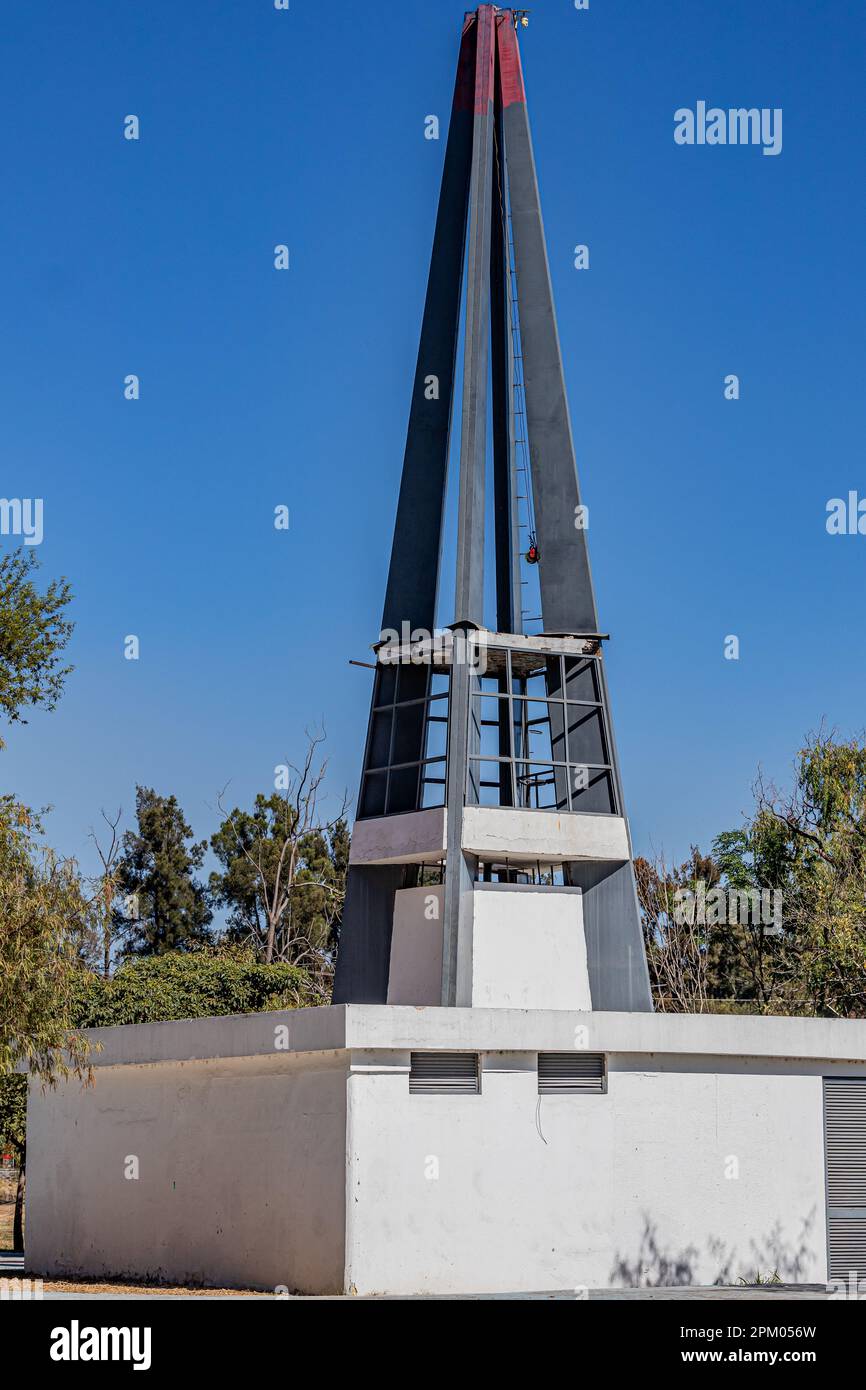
(453, 16, 477, 113)
(473, 5, 496, 115)
(454, 6, 497, 114)
(496, 11, 526, 107)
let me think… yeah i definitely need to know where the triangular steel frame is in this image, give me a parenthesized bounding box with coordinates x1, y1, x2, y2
(333, 7, 652, 1013)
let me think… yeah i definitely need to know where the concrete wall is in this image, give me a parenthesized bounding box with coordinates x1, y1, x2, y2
(26, 1052, 347, 1294)
(25, 1007, 866, 1295)
(387, 885, 444, 1005)
(348, 804, 630, 868)
(345, 1049, 848, 1295)
(461, 805, 629, 862)
(349, 807, 446, 866)
(470, 885, 591, 1009)
(387, 885, 591, 1010)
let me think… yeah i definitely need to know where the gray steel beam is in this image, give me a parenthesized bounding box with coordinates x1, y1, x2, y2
(442, 4, 497, 1005)
(490, 86, 521, 636)
(441, 656, 478, 1007)
(380, 18, 476, 638)
(568, 859, 653, 1012)
(498, 20, 598, 638)
(452, 4, 495, 629)
(331, 864, 409, 1005)
(490, 63, 521, 805)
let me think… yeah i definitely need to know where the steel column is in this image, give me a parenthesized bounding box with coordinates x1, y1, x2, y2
(490, 52, 521, 636)
(452, 3, 495, 629)
(441, 4, 497, 1006)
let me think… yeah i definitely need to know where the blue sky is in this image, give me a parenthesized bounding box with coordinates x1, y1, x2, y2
(1, 0, 865, 879)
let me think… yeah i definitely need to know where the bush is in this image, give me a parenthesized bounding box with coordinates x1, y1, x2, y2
(72, 947, 319, 1029)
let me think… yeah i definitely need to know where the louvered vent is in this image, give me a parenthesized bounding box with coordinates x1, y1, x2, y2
(824, 1077, 866, 1280)
(538, 1052, 605, 1095)
(409, 1052, 480, 1095)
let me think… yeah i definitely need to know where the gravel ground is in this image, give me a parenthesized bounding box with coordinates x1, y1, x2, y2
(37, 1279, 263, 1297)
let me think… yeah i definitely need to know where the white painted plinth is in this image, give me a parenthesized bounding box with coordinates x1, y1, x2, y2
(387, 883, 591, 1010)
(25, 1006, 866, 1295)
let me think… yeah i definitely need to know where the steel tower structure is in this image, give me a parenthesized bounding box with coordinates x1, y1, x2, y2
(333, 7, 652, 1013)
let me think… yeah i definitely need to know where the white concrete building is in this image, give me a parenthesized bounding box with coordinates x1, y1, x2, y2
(25, 1006, 866, 1293)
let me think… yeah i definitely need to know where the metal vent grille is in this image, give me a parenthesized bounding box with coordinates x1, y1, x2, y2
(827, 1219, 866, 1281)
(538, 1052, 605, 1095)
(824, 1078, 866, 1279)
(409, 1052, 480, 1095)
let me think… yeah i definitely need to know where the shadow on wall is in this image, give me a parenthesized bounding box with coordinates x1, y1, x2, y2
(610, 1211, 818, 1287)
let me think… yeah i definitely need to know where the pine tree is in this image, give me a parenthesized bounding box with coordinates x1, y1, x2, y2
(115, 787, 213, 954)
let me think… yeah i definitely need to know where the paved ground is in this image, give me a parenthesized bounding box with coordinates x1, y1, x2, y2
(0, 1253, 834, 1299)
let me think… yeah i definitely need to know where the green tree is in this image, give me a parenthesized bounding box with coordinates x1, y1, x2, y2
(652, 729, 866, 1019)
(114, 787, 213, 955)
(0, 798, 92, 1248)
(209, 732, 348, 991)
(741, 730, 866, 1017)
(706, 814, 795, 1012)
(0, 549, 73, 747)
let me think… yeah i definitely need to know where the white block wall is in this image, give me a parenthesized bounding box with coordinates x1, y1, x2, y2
(25, 1007, 866, 1295)
(26, 1054, 347, 1294)
(470, 886, 591, 1010)
(345, 1052, 832, 1295)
